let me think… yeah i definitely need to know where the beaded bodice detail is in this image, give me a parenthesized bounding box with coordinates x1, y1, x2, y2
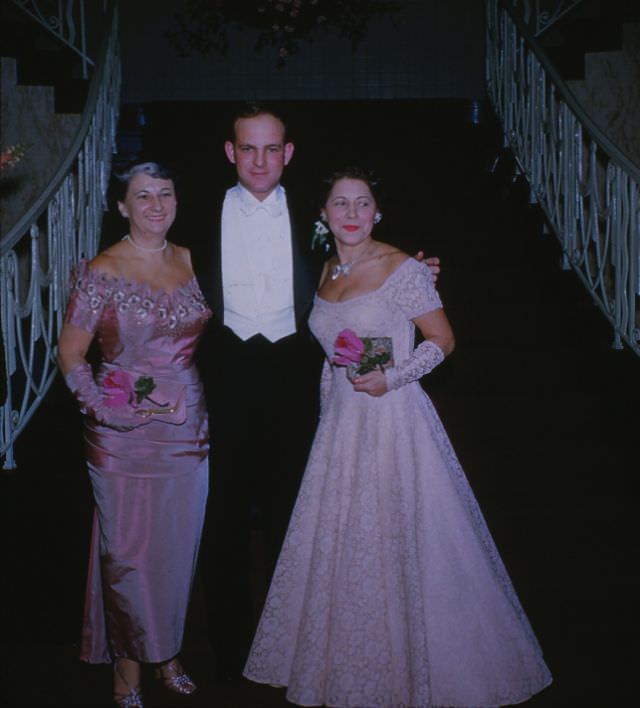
(66, 259, 212, 370)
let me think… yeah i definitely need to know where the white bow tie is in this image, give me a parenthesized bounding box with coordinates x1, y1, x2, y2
(239, 200, 282, 218)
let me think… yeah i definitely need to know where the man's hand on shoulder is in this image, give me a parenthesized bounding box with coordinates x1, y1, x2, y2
(413, 252, 441, 283)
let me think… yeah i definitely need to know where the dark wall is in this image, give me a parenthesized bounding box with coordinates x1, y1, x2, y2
(119, 0, 485, 104)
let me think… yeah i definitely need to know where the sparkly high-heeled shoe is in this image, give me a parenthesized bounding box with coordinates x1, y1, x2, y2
(113, 660, 144, 708)
(154, 657, 197, 695)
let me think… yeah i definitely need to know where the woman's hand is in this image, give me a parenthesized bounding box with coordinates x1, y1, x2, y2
(352, 369, 388, 397)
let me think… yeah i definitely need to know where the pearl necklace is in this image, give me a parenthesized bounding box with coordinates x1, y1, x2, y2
(331, 244, 376, 280)
(123, 234, 168, 253)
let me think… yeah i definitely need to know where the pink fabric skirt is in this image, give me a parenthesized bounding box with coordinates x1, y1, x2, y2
(80, 460, 208, 663)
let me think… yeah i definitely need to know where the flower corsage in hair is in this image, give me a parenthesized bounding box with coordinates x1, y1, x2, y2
(311, 219, 330, 251)
(332, 328, 394, 382)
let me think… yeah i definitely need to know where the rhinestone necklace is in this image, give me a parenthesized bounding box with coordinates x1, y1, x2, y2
(331, 244, 376, 280)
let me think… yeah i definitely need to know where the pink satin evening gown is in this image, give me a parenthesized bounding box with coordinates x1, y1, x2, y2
(64, 259, 211, 664)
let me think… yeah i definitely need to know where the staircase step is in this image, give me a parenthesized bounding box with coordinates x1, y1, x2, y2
(623, 21, 640, 61)
(1, 56, 80, 237)
(543, 17, 622, 80)
(539, 0, 640, 80)
(565, 26, 640, 164)
(0, 1, 89, 114)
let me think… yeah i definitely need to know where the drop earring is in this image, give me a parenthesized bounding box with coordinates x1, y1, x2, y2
(374, 212, 382, 224)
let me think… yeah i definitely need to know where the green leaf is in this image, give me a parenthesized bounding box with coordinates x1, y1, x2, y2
(134, 376, 156, 404)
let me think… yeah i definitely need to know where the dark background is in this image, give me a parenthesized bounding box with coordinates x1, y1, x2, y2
(117, 1, 485, 105)
(1, 0, 639, 705)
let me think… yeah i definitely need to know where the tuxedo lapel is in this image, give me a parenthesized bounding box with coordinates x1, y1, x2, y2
(211, 202, 224, 319)
(192, 197, 224, 320)
(287, 192, 319, 326)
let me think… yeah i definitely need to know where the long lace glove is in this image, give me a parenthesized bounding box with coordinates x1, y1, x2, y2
(64, 363, 149, 431)
(385, 340, 445, 391)
(319, 358, 333, 418)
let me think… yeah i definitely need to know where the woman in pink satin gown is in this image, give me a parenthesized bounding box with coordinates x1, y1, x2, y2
(58, 161, 212, 707)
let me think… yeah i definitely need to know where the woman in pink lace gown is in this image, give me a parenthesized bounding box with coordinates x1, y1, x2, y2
(58, 162, 211, 707)
(243, 168, 552, 707)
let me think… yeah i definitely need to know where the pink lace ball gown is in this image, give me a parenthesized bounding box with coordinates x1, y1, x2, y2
(244, 258, 552, 707)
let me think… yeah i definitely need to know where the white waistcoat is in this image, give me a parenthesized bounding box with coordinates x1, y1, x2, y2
(221, 184, 296, 342)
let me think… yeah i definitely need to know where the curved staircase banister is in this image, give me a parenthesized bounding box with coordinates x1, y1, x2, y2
(1, 1, 120, 256)
(1, 0, 120, 470)
(494, 0, 640, 179)
(487, 0, 640, 356)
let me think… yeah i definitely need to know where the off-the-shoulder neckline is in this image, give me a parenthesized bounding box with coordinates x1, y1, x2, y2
(316, 256, 425, 305)
(76, 258, 198, 299)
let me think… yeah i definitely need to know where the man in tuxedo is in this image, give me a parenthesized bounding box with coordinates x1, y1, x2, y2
(196, 103, 323, 680)
(195, 102, 440, 680)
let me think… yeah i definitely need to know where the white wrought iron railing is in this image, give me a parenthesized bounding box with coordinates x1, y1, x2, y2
(486, 0, 640, 355)
(1, 0, 120, 470)
(10, 0, 102, 79)
(511, 0, 585, 36)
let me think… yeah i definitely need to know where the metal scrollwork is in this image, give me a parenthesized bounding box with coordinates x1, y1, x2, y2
(10, 0, 93, 78)
(486, 0, 640, 356)
(510, 1, 585, 36)
(1, 1, 120, 469)
(535, 1, 584, 36)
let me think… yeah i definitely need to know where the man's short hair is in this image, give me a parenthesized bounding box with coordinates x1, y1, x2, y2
(229, 102, 289, 143)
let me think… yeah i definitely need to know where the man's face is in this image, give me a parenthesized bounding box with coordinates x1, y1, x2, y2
(224, 113, 294, 201)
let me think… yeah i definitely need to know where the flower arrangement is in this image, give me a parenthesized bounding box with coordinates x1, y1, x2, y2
(332, 328, 393, 379)
(167, 0, 399, 66)
(0, 144, 30, 172)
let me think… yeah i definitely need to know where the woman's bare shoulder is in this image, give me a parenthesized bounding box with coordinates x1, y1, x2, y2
(172, 243, 191, 262)
(89, 244, 128, 278)
(171, 244, 195, 274)
(375, 242, 410, 272)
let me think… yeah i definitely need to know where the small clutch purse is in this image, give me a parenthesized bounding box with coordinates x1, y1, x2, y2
(136, 381, 187, 426)
(346, 336, 394, 382)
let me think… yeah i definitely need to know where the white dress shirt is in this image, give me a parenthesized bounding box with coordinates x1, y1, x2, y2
(221, 184, 296, 342)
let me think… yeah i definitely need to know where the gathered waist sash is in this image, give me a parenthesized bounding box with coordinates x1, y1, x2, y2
(97, 361, 201, 387)
(86, 362, 209, 479)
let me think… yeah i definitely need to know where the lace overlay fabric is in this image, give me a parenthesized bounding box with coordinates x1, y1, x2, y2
(244, 258, 551, 707)
(385, 339, 445, 390)
(318, 358, 333, 417)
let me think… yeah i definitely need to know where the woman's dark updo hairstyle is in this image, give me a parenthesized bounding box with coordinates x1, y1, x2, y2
(112, 161, 176, 203)
(321, 166, 383, 208)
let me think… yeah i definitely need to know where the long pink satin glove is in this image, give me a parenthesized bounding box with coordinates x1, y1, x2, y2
(385, 340, 445, 391)
(63, 363, 150, 431)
